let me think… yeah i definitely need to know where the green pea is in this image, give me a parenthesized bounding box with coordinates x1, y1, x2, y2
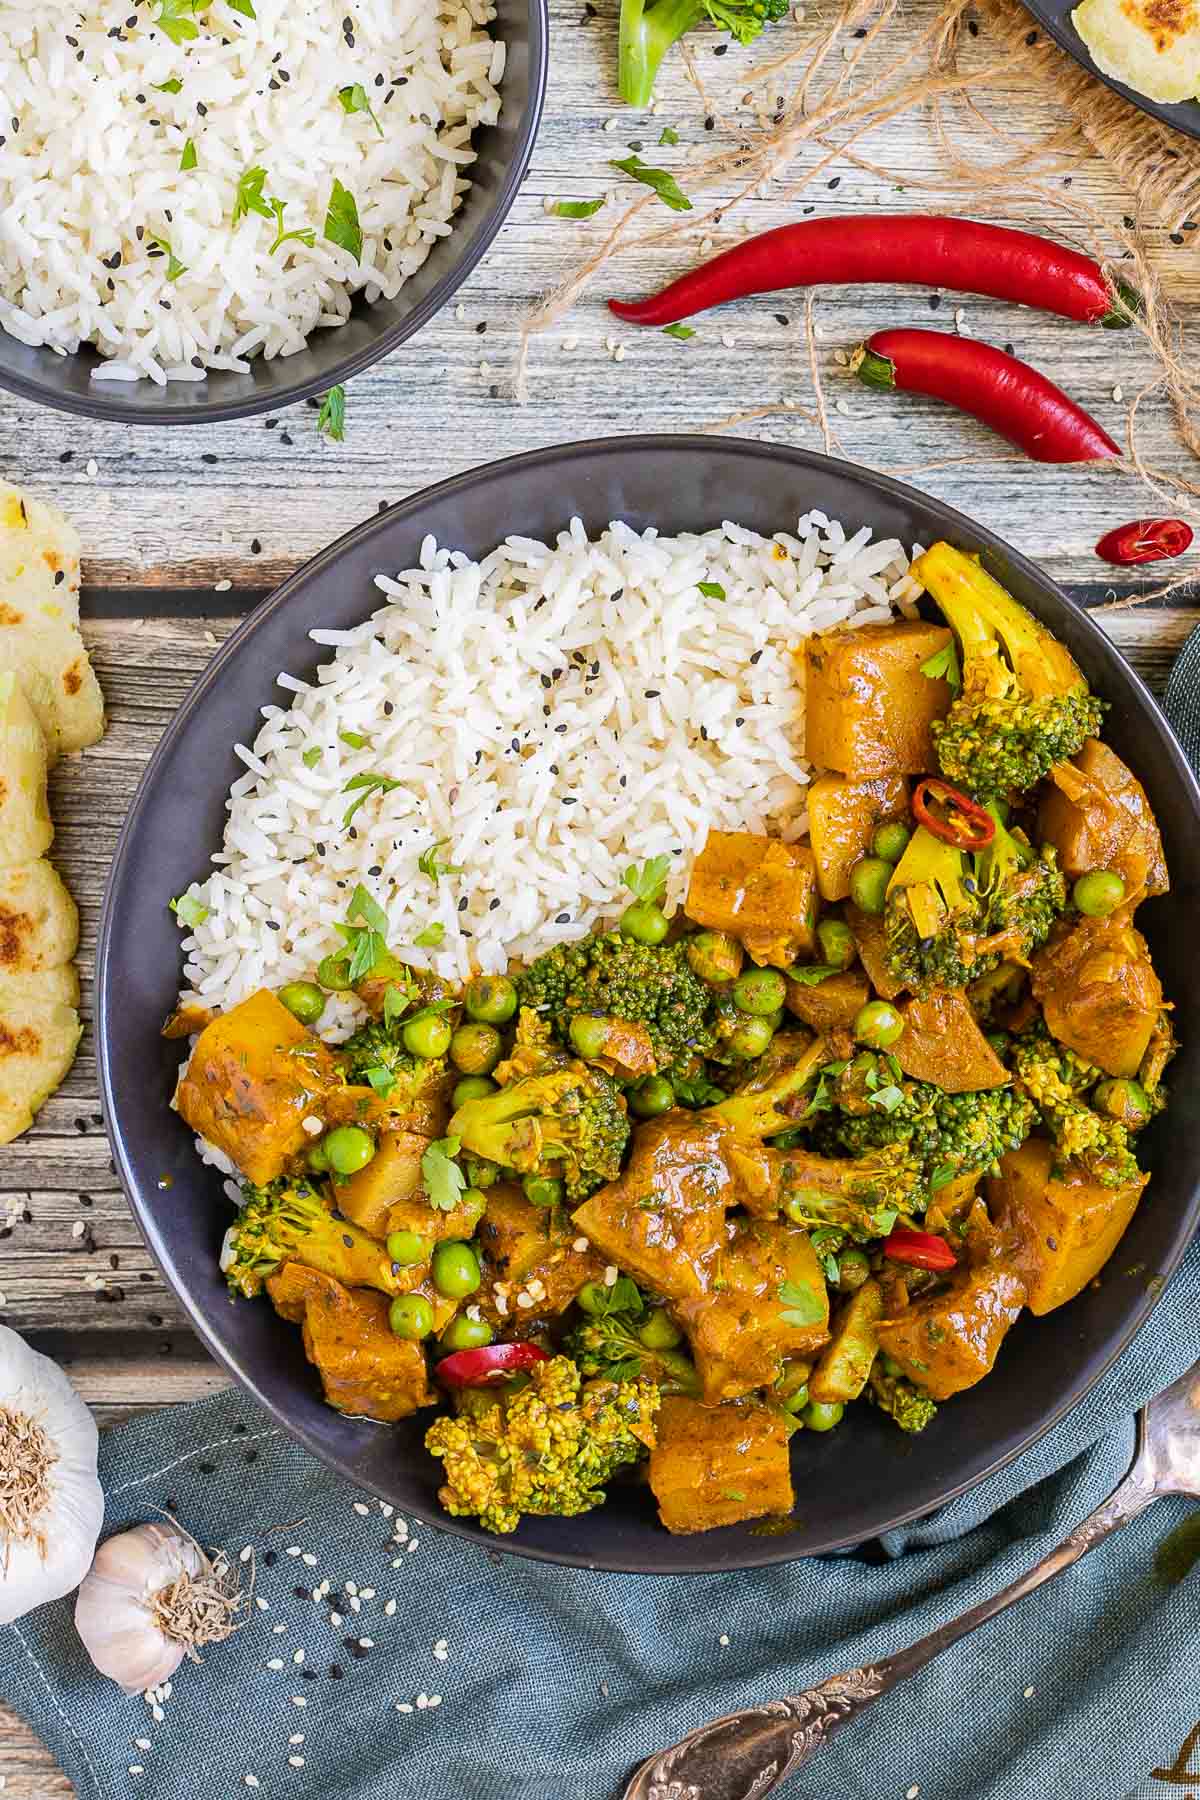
(780, 1383, 810, 1415)
(815, 918, 857, 970)
(403, 1012, 453, 1059)
(801, 1399, 845, 1432)
(872, 820, 912, 865)
(733, 967, 788, 1017)
(849, 856, 892, 916)
(1093, 1077, 1153, 1130)
(452, 1075, 497, 1107)
(1073, 869, 1127, 918)
(686, 930, 744, 985)
(727, 1014, 777, 1058)
(324, 1125, 376, 1175)
(576, 1281, 611, 1317)
(386, 1229, 429, 1267)
(306, 1138, 330, 1174)
(388, 1293, 435, 1340)
(569, 1014, 611, 1060)
(637, 1309, 682, 1350)
(450, 1022, 502, 1076)
(629, 1075, 675, 1118)
(523, 1174, 564, 1209)
(316, 953, 353, 991)
(277, 980, 327, 1026)
(431, 1240, 481, 1299)
(440, 1313, 494, 1351)
(854, 999, 905, 1050)
(464, 975, 518, 1025)
(460, 1188, 488, 1221)
(836, 1247, 872, 1292)
(620, 900, 670, 945)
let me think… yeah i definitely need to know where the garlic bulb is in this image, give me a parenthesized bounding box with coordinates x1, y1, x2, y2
(75, 1522, 247, 1696)
(0, 1322, 103, 1625)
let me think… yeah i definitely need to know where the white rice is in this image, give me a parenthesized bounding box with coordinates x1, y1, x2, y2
(176, 512, 923, 1012)
(0, 0, 503, 382)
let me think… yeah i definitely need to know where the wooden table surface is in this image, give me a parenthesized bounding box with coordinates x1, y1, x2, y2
(1, 0, 1197, 1787)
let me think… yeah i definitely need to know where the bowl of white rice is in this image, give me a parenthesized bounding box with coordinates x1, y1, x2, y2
(95, 433, 1200, 1571)
(0, 0, 546, 422)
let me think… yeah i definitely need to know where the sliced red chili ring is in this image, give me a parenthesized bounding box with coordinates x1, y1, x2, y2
(435, 1342, 550, 1388)
(912, 778, 996, 850)
(884, 1226, 958, 1272)
(1094, 518, 1193, 566)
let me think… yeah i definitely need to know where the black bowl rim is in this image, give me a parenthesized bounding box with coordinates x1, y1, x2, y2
(0, 1, 549, 427)
(96, 433, 1200, 1571)
(1019, 0, 1200, 142)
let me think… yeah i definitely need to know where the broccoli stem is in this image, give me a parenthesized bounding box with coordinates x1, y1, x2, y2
(619, 0, 704, 105)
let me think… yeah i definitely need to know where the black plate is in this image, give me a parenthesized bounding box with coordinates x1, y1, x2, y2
(1022, 0, 1200, 142)
(0, 0, 547, 425)
(96, 435, 1200, 1573)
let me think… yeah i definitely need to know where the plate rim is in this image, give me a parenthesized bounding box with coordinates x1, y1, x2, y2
(1020, 0, 1200, 143)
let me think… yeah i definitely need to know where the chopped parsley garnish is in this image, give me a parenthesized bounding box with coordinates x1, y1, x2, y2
(339, 883, 389, 983)
(920, 640, 962, 692)
(301, 745, 323, 768)
(269, 198, 315, 255)
(155, 77, 184, 94)
(228, 0, 257, 16)
(317, 386, 346, 443)
(552, 198, 606, 218)
(341, 770, 402, 826)
(697, 580, 725, 600)
(179, 138, 197, 172)
(149, 236, 187, 281)
(867, 1084, 905, 1113)
(422, 1136, 467, 1211)
(413, 922, 446, 948)
(154, 0, 201, 45)
(662, 323, 695, 340)
(364, 1064, 396, 1099)
(778, 1278, 824, 1327)
(232, 164, 272, 225)
(324, 178, 363, 260)
(787, 963, 838, 986)
(621, 854, 670, 903)
(418, 839, 463, 882)
(609, 155, 691, 212)
(338, 83, 383, 136)
(338, 727, 370, 749)
(658, 126, 680, 144)
(169, 892, 209, 928)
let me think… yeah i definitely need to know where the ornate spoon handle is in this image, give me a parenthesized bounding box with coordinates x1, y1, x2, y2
(626, 1463, 1159, 1800)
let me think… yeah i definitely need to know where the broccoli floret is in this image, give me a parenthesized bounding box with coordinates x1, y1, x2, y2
(564, 1310, 700, 1394)
(1009, 1022, 1141, 1188)
(705, 1032, 833, 1138)
(619, 0, 788, 106)
(449, 1062, 629, 1202)
(868, 1359, 938, 1433)
(338, 1017, 450, 1109)
(827, 1055, 1036, 1194)
(424, 1354, 659, 1534)
(914, 541, 1104, 799)
(223, 1179, 401, 1299)
(516, 932, 716, 1079)
(777, 1142, 919, 1241)
(973, 812, 1067, 964)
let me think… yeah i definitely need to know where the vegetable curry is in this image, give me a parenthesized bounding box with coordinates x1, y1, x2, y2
(173, 541, 1175, 1537)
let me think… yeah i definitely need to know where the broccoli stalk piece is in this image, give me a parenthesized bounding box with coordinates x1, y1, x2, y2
(705, 1033, 834, 1138)
(914, 542, 1104, 799)
(564, 1310, 701, 1395)
(449, 1062, 630, 1202)
(1009, 1023, 1141, 1188)
(619, 0, 789, 106)
(222, 1180, 404, 1299)
(776, 1143, 917, 1241)
(868, 1358, 938, 1433)
(424, 1354, 659, 1534)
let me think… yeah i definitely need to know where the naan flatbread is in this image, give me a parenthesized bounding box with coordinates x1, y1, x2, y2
(0, 670, 53, 865)
(0, 966, 82, 1145)
(0, 858, 79, 977)
(1073, 0, 1200, 103)
(0, 485, 104, 763)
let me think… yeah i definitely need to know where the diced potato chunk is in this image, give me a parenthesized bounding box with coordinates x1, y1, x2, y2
(844, 903, 905, 1000)
(988, 1139, 1148, 1314)
(785, 967, 871, 1033)
(478, 1184, 604, 1323)
(802, 622, 954, 778)
(1032, 914, 1163, 1078)
(809, 1279, 884, 1405)
(336, 1130, 428, 1238)
(1039, 740, 1167, 900)
(679, 1219, 829, 1402)
(649, 1395, 794, 1533)
(807, 773, 910, 901)
(174, 989, 338, 1186)
(876, 1261, 1025, 1398)
(266, 1263, 435, 1421)
(894, 990, 1007, 1092)
(686, 829, 818, 969)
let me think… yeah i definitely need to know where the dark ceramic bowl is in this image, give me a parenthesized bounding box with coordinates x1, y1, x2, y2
(0, 0, 546, 425)
(97, 435, 1200, 1572)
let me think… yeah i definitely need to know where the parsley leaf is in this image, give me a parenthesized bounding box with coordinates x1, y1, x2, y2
(301, 745, 322, 768)
(227, 0, 256, 16)
(324, 178, 363, 260)
(317, 386, 346, 443)
(269, 198, 315, 255)
(778, 1278, 825, 1327)
(552, 198, 605, 218)
(339, 727, 369, 749)
(621, 854, 670, 903)
(179, 138, 198, 172)
(928, 1163, 958, 1192)
(348, 883, 388, 936)
(233, 164, 272, 224)
(584, 1274, 643, 1317)
(658, 126, 680, 144)
(697, 580, 725, 600)
(609, 154, 691, 212)
(418, 839, 463, 882)
(413, 922, 446, 948)
(787, 963, 838, 986)
(154, 0, 201, 45)
(155, 77, 184, 94)
(662, 322, 695, 340)
(169, 892, 209, 928)
(867, 1084, 905, 1113)
(338, 82, 383, 136)
(341, 770, 402, 826)
(920, 640, 962, 693)
(422, 1136, 467, 1211)
(149, 236, 187, 282)
(364, 1064, 396, 1099)
(383, 984, 412, 1029)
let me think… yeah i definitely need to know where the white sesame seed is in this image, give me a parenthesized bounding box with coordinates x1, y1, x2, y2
(293, 1650, 305, 1665)
(71, 1220, 86, 1239)
(286, 1546, 302, 1556)
(614, 344, 626, 362)
(86, 459, 99, 478)
(289, 1735, 304, 1746)
(465, 1304, 482, 1322)
(345, 1582, 357, 1595)
(268, 1657, 285, 1670)
(301, 1114, 322, 1135)
(720, 332, 736, 349)
(384, 1599, 396, 1617)
(573, 1236, 590, 1252)
(151, 1708, 164, 1723)
(700, 237, 714, 254)
(428, 1696, 442, 1708)
(396, 1703, 413, 1714)
(302, 1553, 318, 1566)
(906, 1786, 920, 1798)
(604, 1264, 619, 1287)
(353, 1502, 370, 1516)
(833, 348, 849, 367)
(239, 1545, 253, 1563)
(1023, 1685, 1035, 1699)
(129, 1767, 144, 1777)
(380, 1504, 394, 1518)
(416, 1694, 429, 1709)
(602, 116, 617, 131)
(292, 1696, 307, 1708)
(289, 1756, 306, 1768)
(562, 336, 578, 353)
(350, 1596, 362, 1612)
(719, 1634, 730, 1646)
(135, 1740, 151, 1751)
(330, 1612, 343, 1626)
(273, 1623, 286, 1634)
(359, 1587, 376, 1600)
(953, 307, 965, 324)
(359, 1638, 375, 1649)
(835, 398, 850, 415)
(407, 1540, 419, 1552)
(542, 196, 556, 213)
(245, 1777, 260, 1789)
(311, 1587, 322, 1602)
(215, 579, 233, 593)
(255, 1596, 269, 1611)
(495, 1293, 509, 1316)
(1113, 385, 1124, 402)
(392, 1558, 403, 1569)
(455, 304, 465, 320)
(515, 1291, 534, 1309)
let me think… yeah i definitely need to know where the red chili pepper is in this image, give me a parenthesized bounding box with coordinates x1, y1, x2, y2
(853, 330, 1121, 465)
(608, 217, 1139, 331)
(435, 1342, 550, 1388)
(884, 1227, 958, 1272)
(1095, 518, 1194, 566)
(912, 778, 997, 850)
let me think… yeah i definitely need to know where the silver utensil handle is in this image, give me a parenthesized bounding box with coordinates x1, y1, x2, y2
(631, 1466, 1158, 1800)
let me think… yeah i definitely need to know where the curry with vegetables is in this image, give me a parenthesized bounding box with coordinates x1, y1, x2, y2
(172, 540, 1176, 1537)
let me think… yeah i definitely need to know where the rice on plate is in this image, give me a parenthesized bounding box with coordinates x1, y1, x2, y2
(174, 511, 922, 1030)
(0, 0, 504, 384)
